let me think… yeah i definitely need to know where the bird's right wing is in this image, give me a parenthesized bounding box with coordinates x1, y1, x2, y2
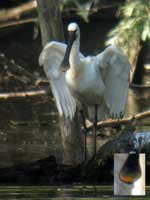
(96, 45, 131, 118)
(39, 41, 83, 120)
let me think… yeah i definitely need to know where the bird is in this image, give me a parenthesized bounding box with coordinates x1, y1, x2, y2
(60, 22, 131, 156)
(39, 22, 131, 158)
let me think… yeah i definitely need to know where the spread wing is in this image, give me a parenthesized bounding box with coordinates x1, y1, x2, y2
(97, 45, 131, 118)
(39, 41, 84, 120)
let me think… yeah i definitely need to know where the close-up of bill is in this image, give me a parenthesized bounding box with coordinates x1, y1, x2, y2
(0, 0, 149, 199)
(114, 153, 146, 196)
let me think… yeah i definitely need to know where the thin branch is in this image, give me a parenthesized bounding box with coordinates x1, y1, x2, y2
(130, 83, 150, 89)
(0, 1, 37, 22)
(0, 1, 122, 29)
(62, 4, 122, 14)
(0, 89, 48, 99)
(87, 110, 150, 131)
(0, 17, 37, 29)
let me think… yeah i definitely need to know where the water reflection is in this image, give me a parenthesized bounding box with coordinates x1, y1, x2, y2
(0, 95, 62, 168)
(0, 186, 149, 199)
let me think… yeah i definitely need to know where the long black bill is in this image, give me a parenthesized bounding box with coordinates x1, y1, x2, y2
(60, 31, 76, 72)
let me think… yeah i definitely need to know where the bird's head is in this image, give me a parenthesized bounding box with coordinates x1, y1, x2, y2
(60, 22, 80, 72)
(68, 22, 80, 38)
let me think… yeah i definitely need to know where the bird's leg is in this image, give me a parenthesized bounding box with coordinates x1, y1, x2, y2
(80, 110, 88, 160)
(93, 104, 98, 156)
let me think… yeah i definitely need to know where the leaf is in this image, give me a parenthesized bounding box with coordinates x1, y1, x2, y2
(123, 2, 136, 17)
(141, 20, 150, 41)
(76, 2, 93, 22)
(77, 10, 89, 22)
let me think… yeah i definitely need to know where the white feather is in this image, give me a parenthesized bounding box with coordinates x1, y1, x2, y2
(65, 43, 130, 120)
(39, 41, 84, 120)
(97, 45, 131, 118)
(39, 23, 131, 121)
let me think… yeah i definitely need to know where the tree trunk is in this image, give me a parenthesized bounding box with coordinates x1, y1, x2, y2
(36, 0, 64, 45)
(36, 0, 84, 165)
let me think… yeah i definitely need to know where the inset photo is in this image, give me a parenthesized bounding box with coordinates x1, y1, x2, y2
(114, 153, 145, 196)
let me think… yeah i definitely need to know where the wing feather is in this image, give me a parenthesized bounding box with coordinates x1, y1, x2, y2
(97, 45, 131, 118)
(39, 41, 84, 120)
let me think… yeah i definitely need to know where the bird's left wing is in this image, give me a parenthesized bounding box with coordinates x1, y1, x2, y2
(39, 41, 81, 120)
(97, 45, 131, 118)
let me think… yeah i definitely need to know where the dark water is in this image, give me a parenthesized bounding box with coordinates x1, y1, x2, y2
(0, 186, 149, 199)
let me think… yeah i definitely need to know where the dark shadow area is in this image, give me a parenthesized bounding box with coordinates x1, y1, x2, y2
(132, 41, 150, 85)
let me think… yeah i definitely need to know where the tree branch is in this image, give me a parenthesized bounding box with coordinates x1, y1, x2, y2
(0, 1, 37, 22)
(0, 89, 48, 99)
(130, 83, 150, 89)
(87, 110, 150, 131)
(0, 17, 37, 29)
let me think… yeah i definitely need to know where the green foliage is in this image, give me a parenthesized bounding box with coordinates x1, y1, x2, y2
(106, 0, 150, 49)
(76, 2, 93, 22)
(60, 0, 93, 22)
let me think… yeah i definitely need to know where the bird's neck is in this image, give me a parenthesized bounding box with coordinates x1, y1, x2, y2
(69, 38, 80, 72)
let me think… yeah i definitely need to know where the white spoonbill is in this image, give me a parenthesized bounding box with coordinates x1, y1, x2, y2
(61, 22, 131, 154)
(39, 22, 131, 156)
